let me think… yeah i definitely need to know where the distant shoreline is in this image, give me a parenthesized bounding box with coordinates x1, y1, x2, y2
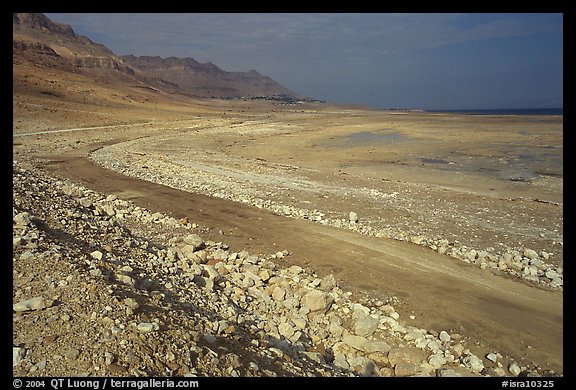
(424, 108, 563, 116)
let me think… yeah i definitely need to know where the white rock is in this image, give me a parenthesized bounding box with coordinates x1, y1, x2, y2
(509, 362, 522, 376)
(523, 248, 539, 260)
(545, 270, 559, 279)
(462, 353, 484, 373)
(13, 296, 54, 312)
(116, 274, 135, 286)
(428, 353, 447, 369)
(183, 234, 204, 248)
(13, 212, 32, 226)
(487, 352, 498, 363)
(13, 347, 25, 366)
(90, 251, 104, 260)
(124, 298, 139, 310)
(439, 330, 451, 343)
(349, 212, 358, 223)
(137, 322, 159, 333)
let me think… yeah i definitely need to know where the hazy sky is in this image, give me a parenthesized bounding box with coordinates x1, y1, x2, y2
(46, 13, 563, 110)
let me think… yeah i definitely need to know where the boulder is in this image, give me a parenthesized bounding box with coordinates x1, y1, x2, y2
(300, 289, 333, 313)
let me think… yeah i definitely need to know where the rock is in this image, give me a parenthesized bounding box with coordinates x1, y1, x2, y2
(202, 264, 221, 281)
(319, 274, 337, 291)
(437, 367, 478, 377)
(300, 289, 333, 313)
(181, 245, 199, 261)
(352, 303, 370, 318)
(287, 265, 304, 275)
(388, 347, 428, 367)
(462, 353, 484, 373)
(342, 334, 370, 352)
(116, 274, 135, 286)
(439, 330, 451, 343)
(278, 321, 295, 339)
(333, 352, 350, 370)
(64, 348, 80, 360)
(272, 286, 287, 302)
(427, 340, 441, 353)
(14, 212, 32, 226)
(90, 251, 104, 260)
(13, 347, 25, 367)
(301, 351, 325, 364)
(354, 314, 380, 337)
(13, 296, 54, 312)
(450, 343, 465, 357)
(19, 251, 35, 260)
(183, 234, 204, 249)
(104, 352, 115, 365)
(124, 298, 139, 312)
(550, 277, 563, 287)
(509, 362, 522, 376)
(268, 347, 284, 358)
(350, 356, 380, 376)
(343, 334, 391, 354)
(545, 270, 559, 279)
(78, 197, 93, 208)
(523, 248, 539, 260)
(486, 352, 498, 363)
(137, 322, 159, 333)
(427, 353, 447, 369)
(394, 363, 423, 377)
(349, 212, 358, 223)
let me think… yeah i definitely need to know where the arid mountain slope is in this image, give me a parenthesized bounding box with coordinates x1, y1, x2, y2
(121, 55, 298, 99)
(13, 13, 301, 103)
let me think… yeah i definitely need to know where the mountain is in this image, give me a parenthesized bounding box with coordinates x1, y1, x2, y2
(13, 13, 133, 73)
(121, 55, 297, 99)
(13, 13, 301, 101)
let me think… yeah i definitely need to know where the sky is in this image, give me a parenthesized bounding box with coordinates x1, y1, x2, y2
(46, 13, 563, 110)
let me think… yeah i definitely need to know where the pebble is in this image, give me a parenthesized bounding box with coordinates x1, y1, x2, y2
(137, 322, 159, 333)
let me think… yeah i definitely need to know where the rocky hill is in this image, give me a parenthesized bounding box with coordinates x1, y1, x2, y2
(13, 13, 301, 101)
(121, 55, 298, 99)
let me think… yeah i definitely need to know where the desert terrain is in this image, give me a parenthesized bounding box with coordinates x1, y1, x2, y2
(13, 13, 563, 378)
(13, 93, 563, 376)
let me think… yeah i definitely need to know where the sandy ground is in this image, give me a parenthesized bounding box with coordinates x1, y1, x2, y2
(13, 97, 563, 374)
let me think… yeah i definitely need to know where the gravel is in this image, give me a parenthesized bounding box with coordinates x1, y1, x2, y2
(12, 160, 557, 377)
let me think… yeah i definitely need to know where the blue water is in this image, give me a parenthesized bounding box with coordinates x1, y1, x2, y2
(427, 108, 563, 116)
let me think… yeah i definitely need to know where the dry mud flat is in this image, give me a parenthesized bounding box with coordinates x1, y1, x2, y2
(13, 105, 563, 376)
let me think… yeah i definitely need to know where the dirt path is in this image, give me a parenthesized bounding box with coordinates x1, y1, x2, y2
(41, 145, 563, 374)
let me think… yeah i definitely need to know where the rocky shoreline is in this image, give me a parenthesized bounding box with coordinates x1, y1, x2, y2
(89, 140, 563, 292)
(13, 160, 558, 377)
